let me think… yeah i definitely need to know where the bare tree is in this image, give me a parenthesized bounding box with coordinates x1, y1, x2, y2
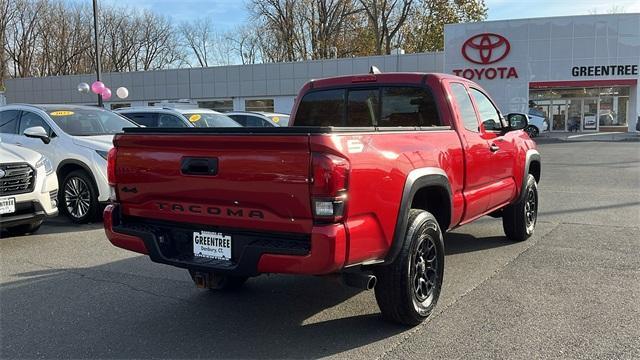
(304, 0, 359, 59)
(179, 18, 215, 67)
(249, 0, 300, 62)
(5, 0, 48, 77)
(358, 0, 414, 55)
(228, 25, 263, 65)
(0, 0, 18, 87)
(401, 0, 487, 53)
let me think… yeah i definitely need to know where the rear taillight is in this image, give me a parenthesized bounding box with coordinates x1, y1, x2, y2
(107, 147, 117, 201)
(311, 153, 349, 222)
(107, 147, 117, 185)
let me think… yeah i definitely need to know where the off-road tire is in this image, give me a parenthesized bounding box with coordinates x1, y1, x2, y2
(502, 174, 538, 242)
(374, 209, 445, 326)
(59, 170, 99, 224)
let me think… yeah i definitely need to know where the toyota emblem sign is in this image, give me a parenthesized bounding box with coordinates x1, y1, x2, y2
(462, 33, 510, 64)
(453, 33, 519, 80)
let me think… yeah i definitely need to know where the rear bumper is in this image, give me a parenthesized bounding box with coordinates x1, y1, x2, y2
(104, 204, 347, 276)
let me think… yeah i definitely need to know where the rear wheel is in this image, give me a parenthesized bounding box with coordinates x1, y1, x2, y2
(374, 209, 444, 326)
(189, 270, 248, 291)
(59, 170, 99, 224)
(502, 174, 538, 242)
(525, 125, 539, 138)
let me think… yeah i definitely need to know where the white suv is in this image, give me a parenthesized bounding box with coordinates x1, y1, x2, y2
(0, 104, 138, 223)
(0, 139, 58, 235)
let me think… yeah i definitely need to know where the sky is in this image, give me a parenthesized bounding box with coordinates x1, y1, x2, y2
(96, 0, 640, 31)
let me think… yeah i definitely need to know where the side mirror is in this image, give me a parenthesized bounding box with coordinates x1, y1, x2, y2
(23, 126, 51, 144)
(506, 113, 528, 132)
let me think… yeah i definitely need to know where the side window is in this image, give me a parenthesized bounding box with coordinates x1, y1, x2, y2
(124, 113, 157, 127)
(294, 89, 345, 126)
(0, 110, 21, 134)
(470, 88, 502, 131)
(245, 116, 265, 127)
(19, 111, 52, 135)
(347, 89, 379, 127)
(228, 115, 247, 126)
(450, 83, 480, 132)
(380, 87, 441, 127)
(158, 114, 187, 127)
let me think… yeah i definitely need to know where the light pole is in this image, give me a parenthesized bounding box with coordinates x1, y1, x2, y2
(92, 0, 103, 107)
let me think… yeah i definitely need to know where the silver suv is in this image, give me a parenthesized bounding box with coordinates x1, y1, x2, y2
(225, 111, 290, 127)
(117, 106, 241, 128)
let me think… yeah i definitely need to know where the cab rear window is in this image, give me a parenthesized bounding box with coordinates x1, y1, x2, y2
(294, 86, 441, 127)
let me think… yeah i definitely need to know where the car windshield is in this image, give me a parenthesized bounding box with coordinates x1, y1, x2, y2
(269, 115, 289, 126)
(184, 113, 241, 127)
(41, 106, 137, 136)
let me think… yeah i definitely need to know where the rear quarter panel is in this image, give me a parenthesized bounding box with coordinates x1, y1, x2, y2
(310, 129, 464, 265)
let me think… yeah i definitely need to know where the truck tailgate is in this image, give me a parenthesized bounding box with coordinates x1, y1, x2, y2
(113, 134, 313, 233)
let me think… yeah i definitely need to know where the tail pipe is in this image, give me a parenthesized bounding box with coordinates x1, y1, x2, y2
(341, 272, 377, 290)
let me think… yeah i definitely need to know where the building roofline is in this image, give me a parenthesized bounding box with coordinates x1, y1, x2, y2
(445, 12, 640, 28)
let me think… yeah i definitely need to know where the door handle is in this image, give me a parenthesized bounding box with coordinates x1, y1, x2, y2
(181, 157, 218, 176)
(15, 142, 22, 146)
(489, 144, 500, 152)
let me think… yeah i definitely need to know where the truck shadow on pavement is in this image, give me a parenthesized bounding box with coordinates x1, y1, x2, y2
(1, 258, 406, 359)
(1, 229, 517, 359)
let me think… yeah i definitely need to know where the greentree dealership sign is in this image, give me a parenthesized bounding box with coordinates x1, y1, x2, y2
(572, 65, 638, 77)
(453, 33, 519, 80)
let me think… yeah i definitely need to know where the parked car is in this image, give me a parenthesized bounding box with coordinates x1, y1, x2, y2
(104, 72, 540, 326)
(0, 104, 138, 223)
(225, 111, 290, 127)
(117, 107, 241, 128)
(0, 139, 58, 235)
(526, 110, 549, 137)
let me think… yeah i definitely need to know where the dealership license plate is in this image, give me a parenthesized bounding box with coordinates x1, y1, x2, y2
(0, 197, 16, 215)
(193, 231, 232, 261)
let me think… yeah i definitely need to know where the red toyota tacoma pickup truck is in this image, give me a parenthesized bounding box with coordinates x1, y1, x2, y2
(104, 72, 540, 325)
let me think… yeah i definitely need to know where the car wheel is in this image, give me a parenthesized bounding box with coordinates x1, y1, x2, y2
(374, 209, 444, 326)
(5, 220, 43, 236)
(525, 125, 539, 138)
(188, 270, 248, 291)
(59, 170, 99, 224)
(502, 174, 538, 242)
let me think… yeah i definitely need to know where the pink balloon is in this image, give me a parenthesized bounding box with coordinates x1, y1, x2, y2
(91, 81, 105, 95)
(101, 87, 112, 100)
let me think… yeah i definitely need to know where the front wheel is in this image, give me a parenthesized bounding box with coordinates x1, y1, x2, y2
(59, 170, 99, 223)
(374, 209, 445, 326)
(525, 125, 539, 138)
(502, 174, 538, 242)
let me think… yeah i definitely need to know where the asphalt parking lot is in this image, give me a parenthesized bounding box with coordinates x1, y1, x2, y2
(1, 140, 639, 359)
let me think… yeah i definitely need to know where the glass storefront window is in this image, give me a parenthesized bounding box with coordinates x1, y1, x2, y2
(110, 103, 131, 110)
(616, 97, 629, 127)
(245, 99, 274, 112)
(529, 86, 630, 131)
(198, 99, 233, 112)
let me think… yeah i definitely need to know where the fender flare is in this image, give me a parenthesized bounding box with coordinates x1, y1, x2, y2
(56, 159, 100, 194)
(517, 149, 541, 203)
(384, 167, 452, 264)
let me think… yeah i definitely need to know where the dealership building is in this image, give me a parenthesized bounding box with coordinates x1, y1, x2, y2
(4, 13, 640, 132)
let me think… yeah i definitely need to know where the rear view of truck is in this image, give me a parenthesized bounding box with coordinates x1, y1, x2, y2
(104, 128, 355, 286)
(105, 72, 517, 325)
